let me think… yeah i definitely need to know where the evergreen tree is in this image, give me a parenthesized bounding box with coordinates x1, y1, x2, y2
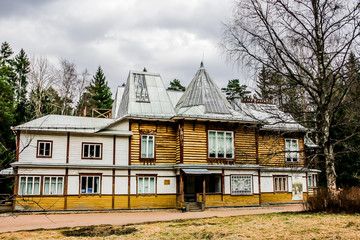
(88, 66, 113, 109)
(14, 49, 30, 123)
(221, 79, 250, 99)
(167, 79, 186, 91)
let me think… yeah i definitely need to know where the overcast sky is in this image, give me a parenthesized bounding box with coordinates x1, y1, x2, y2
(0, 0, 255, 95)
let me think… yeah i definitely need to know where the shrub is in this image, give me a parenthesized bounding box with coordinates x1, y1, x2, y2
(304, 186, 360, 214)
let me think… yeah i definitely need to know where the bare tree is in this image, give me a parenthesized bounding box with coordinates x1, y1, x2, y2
(28, 57, 57, 118)
(222, 0, 360, 191)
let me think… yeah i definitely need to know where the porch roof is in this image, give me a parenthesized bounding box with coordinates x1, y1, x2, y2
(182, 168, 211, 175)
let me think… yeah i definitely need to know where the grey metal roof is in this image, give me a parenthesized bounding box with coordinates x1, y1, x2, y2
(231, 98, 307, 132)
(112, 86, 125, 118)
(0, 167, 14, 175)
(182, 168, 211, 175)
(167, 90, 184, 108)
(114, 70, 176, 119)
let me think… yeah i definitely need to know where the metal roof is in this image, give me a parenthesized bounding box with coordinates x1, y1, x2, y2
(0, 167, 14, 175)
(114, 70, 176, 119)
(182, 168, 211, 175)
(112, 86, 125, 118)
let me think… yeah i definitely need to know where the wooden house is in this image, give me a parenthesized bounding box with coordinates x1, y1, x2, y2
(9, 63, 319, 211)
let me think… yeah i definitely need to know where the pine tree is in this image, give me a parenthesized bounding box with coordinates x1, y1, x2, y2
(88, 66, 113, 109)
(14, 49, 30, 123)
(221, 79, 250, 99)
(167, 79, 186, 91)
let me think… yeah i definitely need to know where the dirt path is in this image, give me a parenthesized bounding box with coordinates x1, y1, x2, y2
(0, 204, 303, 233)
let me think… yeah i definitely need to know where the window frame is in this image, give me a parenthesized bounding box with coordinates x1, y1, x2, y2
(81, 142, 103, 160)
(285, 138, 299, 163)
(36, 140, 53, 158)
(43, 176, 64, 195)
(136, 174, 157, 196)
(208, 130, 234, 159)
(273, 175, 289, 192)
(230, 174, 254, 195)
(79, 174, 102, 195)
(308, 174, 318, 188)
(140, 135, 155, 160)
(18, 176, 41, 196)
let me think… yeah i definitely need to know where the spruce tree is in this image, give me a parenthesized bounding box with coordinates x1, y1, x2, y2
(88, 66, 113, 109)
(167, 79, 186, 91)
(221, 79, 250, 99)
(14, 49, 30, 123)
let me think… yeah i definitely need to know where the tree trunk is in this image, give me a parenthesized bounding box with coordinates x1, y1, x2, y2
(324, 144, 337, 191)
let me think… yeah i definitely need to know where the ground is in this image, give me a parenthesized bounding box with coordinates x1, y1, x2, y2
(1, 212, 359, 239)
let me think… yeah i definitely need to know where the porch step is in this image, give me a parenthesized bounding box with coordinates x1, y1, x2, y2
(186, 202, 203, 212)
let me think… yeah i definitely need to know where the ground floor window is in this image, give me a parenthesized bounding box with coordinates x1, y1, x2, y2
(43, 176, 63, 195)
(137, 176, 156, 194)
(231, 175, 252, 194)
(274, 176, 288, 192)
(19, 176, 40, 195)
(308, 174, 317, 188)
(80, 175, 100, 194)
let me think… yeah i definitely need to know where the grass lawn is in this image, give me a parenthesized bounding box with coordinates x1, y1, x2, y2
(1, 212, 359, 239)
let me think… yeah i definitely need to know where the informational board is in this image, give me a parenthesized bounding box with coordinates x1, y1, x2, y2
(292, 176, 303, 200)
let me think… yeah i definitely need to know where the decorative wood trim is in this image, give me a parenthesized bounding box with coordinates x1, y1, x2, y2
(36, 140, 53, 158)
(15, 131, 20, 162)
(66, 133, 70, 164)
(113, 136, 116, 165)
(81, 142, 103, 160)
(229, 174, 254, 196)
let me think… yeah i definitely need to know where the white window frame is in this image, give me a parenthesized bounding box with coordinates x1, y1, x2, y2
(37, 140, 52, 157)
(141, 135, 155, 159)
(274, 176, 288, 192)
(82, 143, 102, 159)
(80, 175, 101, 194)
(208, 130, 234, 159)
(231, 175, 253, 195)
(18, 176, 41, 195)
(308, 174, 318, 188)
(137, 176, 156, 194)
(285, 138, 299, 162)
(43, 176, 64, 195)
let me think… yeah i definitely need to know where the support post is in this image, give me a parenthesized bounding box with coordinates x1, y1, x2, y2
(202, 176, 206, 202)
(180, 171, 184, 202)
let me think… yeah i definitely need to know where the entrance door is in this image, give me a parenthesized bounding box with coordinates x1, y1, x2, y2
(184, 175, 203, 202)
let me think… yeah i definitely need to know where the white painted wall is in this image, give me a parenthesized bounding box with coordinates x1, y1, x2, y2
(18, 168, 65, 175)
(130, 170, 177, 194)
(224, 170, 259, 194)
(115, 136, 129, 165)
(19, 132, 67, 164)
(115, 170, 128, 194)
(106, 119, 129, 131)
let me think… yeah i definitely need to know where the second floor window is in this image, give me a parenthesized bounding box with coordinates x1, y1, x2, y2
(141, 135, 154, 158)
(208, 131, 234, 158)
(285, 139, 299, 162)
(82, 143, 102, 159)
(37, 140, 52, 158)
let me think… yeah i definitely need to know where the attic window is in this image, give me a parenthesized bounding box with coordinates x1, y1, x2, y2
(134, 73, 150, 102)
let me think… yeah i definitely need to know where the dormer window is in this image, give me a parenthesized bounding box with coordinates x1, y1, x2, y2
(134, 73, 150, 102)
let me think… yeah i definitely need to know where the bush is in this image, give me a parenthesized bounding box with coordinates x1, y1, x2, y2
(304, 186, 360, 214)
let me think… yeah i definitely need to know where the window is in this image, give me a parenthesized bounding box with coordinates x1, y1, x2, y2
(308, 174, 318, 188)
(134, 73, 149, 102)
(274, 176, 288, 192)
(19, 176, 40, 195)
(137, 176, 156, 194)
(80, 175, 100, 194)
(208, 131, 234, 158)
(37, 140, 52, 158)
(43, 177, 63, 195)
(82, 143, 102, 159)
(141, 135, 154, 158)
(231, 175, 252, 194)
(285, 139, 299, 162)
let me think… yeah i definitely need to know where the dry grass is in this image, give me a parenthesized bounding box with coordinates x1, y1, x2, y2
(1, 212, 360, 239)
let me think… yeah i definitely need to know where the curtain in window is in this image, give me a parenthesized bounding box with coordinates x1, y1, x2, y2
(141, 136, 147, 158)
(148, 136, 154, 158)
(209, 132, 216, 157)
(44, 177, 50, 194)
(217, 132, 224, 158)
(139, 177, 143, 193)
(226, 133, 233, 158)
(19, 177, 26, 195)
(26, 177, 33, 194)
(144, 177, 149, 193)
(57, 177, 63, 194)
(150, 177, 155, 193)
(34, 177, 40, 194)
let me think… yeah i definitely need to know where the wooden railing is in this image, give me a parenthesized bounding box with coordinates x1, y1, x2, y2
(92, 108, 112, 118)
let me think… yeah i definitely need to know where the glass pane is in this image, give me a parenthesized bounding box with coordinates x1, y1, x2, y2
(44, 177, 50, 195)
(141, 136, 147, 158)
(94, 177, 99, 193)
(84, 145, 89, 158)
(57, 178, 63, 194)
(209, 132, 216, 157)
(39, 143, 44, 156)
(45, 143, 51, 156)
(81, 176, 87, 193)
(226, 133, 233, 158)
(144, 177, 149, 193)
(150, 177, 155, 193)
(285, 140, 290, 150)
(138, 177, 143, 193)
(88, 176, 93, 193)
(34, 177, 40, 194)
(51, 177, 56, 194)
(148, 137, 154, 158)
(292, 140, 298, 150)
(27, 177, 33, 194)
(95, 145, 101, 158)
(19, 177, 26, 195)
(89, 145, 95, 158)
(217, 132, 224, 158)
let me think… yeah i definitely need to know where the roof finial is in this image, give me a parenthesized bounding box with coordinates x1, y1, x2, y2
(200, 61, 204, 69)
(143, 67, 147, 72)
